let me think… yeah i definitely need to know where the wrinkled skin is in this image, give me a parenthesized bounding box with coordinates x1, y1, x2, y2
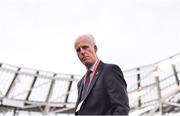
(74, 35, 98, 69)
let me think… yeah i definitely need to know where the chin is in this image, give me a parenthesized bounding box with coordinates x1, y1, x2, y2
(83, 61, 90, 66)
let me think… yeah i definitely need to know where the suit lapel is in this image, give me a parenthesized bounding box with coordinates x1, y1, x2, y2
(84, 61, 104, 99)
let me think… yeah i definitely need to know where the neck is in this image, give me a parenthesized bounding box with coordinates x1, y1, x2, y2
(86, 59, 99, 70)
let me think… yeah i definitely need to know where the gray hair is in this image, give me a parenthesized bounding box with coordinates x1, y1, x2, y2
(79, 34, 96, 45)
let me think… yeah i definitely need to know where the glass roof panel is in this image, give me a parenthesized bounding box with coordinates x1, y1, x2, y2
(0, 70, 15, 96)
(49, 80, 69, 103)
(7, 74, 34, 100)
(28, 77, 51, 102)
(67, 81, 78, 103)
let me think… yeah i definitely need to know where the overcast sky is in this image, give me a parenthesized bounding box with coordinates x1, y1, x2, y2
(0, 0, 180, 75)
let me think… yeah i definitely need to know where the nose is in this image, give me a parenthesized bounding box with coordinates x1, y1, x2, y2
(79, 47, 85, 54)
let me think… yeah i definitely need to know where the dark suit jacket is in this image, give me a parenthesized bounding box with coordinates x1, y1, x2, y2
(75, 61, 129, 115)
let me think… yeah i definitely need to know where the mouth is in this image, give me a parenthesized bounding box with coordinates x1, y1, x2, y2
(82, 56, 89, 62)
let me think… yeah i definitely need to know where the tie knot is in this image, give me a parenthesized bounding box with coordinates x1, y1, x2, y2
(87, 69, 91, 73)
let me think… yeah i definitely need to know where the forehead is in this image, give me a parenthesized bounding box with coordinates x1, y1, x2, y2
(74, 36, 92, 48)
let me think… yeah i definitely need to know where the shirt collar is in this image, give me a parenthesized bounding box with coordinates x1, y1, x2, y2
(89, 59, 99, 72)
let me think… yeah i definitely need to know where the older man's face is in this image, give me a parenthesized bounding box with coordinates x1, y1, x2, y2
(74, 36, 97, 69)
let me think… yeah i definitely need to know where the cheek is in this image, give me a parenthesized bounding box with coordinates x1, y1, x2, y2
(77, 54, 81, 58)
(90, 51, 95, 57)
(78, 54, 83, 59)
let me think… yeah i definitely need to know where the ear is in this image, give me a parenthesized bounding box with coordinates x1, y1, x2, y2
(94, 45, 97, 52)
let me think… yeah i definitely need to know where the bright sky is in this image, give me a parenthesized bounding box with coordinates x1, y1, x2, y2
(0, 0, 180, 75)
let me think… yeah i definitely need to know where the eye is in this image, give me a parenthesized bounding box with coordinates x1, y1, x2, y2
(76, 48, 80, 53)
(82, 46, 89, 50)
(76, 45, 89, 53)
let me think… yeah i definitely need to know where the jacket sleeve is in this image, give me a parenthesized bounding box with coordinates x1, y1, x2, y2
(103, 64, 130, 115)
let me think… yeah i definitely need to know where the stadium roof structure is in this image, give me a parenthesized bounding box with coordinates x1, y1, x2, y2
(0, 52, 180, 116)
(0, 63, 81, 115)
(126, 52, 180, 116)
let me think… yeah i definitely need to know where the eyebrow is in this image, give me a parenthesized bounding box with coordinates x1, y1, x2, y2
(76, 45, 89, 52)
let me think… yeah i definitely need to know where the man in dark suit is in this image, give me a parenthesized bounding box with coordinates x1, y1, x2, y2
(74, 34, 129, 115)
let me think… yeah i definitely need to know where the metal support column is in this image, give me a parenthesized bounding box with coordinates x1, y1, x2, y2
(137, 68, 141, 107)
(25, 71, 39, 101)
(64, 75, 74, 106)
(44, 73, 56, 114)
(5, 68, 21, 97)
(155, 75, 163, 115)
(172, 64, 179, 86)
